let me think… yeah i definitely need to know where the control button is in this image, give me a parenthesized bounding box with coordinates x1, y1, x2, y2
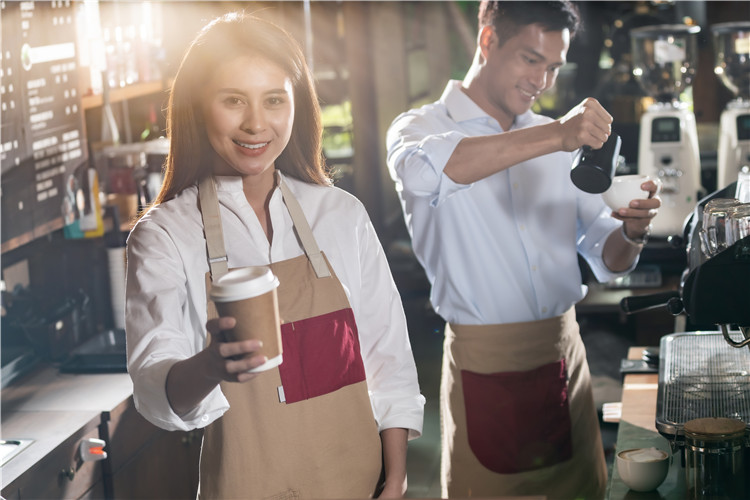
(79, 438, 107, 462)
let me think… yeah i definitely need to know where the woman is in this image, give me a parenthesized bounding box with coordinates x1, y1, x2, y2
(125, 12, 424, 499)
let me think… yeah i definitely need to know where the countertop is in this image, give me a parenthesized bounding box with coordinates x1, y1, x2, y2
(0, 364, 133, 488)
(606, 347, 687, 499)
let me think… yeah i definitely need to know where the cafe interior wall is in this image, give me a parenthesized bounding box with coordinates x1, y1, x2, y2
(1, 1, 456, 369)
(3, 0, 750, 372)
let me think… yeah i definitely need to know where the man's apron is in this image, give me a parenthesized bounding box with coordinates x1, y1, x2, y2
(197, 175, 382, 499)
(440, 308, 607, 500)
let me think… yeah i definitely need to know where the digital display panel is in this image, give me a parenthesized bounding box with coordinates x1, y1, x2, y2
(651, 117, 681, 143)
(1, 0, 88, 249)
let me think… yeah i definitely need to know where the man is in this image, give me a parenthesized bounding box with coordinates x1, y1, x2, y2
(386, 2, 660, 499)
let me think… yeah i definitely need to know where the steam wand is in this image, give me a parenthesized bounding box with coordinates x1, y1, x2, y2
(718, 324, 750, 348)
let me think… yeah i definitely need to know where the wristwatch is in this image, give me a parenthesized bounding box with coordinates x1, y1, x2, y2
(621, 223, 651, 246)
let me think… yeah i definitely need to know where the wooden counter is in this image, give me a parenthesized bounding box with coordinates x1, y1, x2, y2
(606, 347, 687, 499)
(1, 364, 200, 499)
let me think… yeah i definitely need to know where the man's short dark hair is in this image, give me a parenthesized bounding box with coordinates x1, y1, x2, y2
(478, 1, 582, 47)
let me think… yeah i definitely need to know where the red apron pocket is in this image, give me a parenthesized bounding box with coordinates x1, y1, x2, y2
(461, 359, 573, 474)
(278, 308, 366, 404)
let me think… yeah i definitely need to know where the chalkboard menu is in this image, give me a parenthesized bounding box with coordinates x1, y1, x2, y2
(1, 0, 88, 251)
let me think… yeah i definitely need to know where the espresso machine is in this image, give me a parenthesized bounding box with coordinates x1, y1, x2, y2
(631, 24, 704, 238)
(620, 184, 750, 497)
(713, 22, 750, 191)
(621, 182, 750, 345)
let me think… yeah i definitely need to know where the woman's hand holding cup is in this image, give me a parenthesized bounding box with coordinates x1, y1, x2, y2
(208, 266, 284, 378)
(206, 316, 268, 383)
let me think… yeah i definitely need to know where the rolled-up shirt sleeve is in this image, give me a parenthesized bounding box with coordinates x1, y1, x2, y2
(386, 111, 472, 207)
(351, 203, 425, 439)
(126, 222, 228, 431)
(576, 191, 638, 282)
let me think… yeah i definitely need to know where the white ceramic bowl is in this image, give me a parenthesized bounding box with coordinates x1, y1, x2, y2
(602, 174, 660, 211)
(616, 447, 670, 492)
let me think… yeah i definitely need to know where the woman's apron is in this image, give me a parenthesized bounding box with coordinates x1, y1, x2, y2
(197, 175, 382, 499)
(440, 309, 607, 500)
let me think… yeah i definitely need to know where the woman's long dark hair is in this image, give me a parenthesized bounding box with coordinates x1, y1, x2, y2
(154, 12, 329, 205)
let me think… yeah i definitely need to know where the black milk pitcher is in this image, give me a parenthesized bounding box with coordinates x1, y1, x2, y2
(570, 134, 622, 194)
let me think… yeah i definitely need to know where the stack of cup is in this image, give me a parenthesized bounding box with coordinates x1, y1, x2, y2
(209, 266, 282, 372)
(727, 203, 750, 247)
(700, 198, 741, 258)
(700, 198, 750, 258)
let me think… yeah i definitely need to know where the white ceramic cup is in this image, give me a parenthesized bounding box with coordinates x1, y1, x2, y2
(602, 174, 661, 212)
(209, 266, 282, 373)
(616, 447, 670, 492)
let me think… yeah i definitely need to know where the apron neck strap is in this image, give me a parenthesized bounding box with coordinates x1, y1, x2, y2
(278, 176, 331, 279)
(198, 175, 229, 281)
(198, 174, 331, 283)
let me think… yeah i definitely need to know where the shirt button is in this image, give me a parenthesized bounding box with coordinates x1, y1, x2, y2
(531, 265, 537, 272)
(541, 307, 548, 314)
(201, 415, 209, 422)
(519, 224, 525, 231)
(513, 182, 519, 190)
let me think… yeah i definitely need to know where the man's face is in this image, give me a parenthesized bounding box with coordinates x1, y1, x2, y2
(480, 23, 569, 130)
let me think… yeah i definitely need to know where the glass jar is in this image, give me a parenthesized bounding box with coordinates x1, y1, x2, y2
(684, 417, 747, 500)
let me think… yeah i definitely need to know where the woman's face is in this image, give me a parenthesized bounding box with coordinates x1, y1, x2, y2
(200, 54, 295, 181)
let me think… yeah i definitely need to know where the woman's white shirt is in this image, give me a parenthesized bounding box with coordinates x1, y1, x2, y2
(126, 173, 424, 436)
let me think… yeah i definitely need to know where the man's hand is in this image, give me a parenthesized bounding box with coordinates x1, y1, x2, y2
(602, 179, 662, 273)
(610, 179, 662, 240)
(558, 98, 613, 152)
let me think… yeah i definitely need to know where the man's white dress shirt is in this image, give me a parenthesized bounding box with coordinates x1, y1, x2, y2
(387, 80, 633, 325)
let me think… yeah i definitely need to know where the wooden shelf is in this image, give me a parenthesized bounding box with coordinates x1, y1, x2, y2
(1, 217, 64, 254)
(81, 81, 165, 110)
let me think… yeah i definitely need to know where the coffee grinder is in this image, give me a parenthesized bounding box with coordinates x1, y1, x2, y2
(631, 24, 703, 237)
(712, 22, 750, 191)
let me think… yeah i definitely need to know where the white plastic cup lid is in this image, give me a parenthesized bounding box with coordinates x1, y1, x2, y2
(209, 266, 279, 302)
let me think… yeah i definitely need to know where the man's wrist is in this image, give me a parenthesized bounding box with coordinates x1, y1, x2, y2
(621, 223, 651, 246)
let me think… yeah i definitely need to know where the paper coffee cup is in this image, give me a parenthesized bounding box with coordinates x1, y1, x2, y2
(209, 266, 282, 373)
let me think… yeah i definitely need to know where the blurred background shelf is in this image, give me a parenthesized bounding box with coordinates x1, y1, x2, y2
(81, 81, 165, 110)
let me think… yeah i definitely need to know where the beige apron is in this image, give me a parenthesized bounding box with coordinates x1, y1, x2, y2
(440, 308, 607, 500)
(197, 175, 382, 499)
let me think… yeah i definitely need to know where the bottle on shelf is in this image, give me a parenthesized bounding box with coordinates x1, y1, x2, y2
(140, 103, 161, 142)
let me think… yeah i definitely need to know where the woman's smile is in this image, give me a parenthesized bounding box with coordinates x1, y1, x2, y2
(233, 139, 270, 155)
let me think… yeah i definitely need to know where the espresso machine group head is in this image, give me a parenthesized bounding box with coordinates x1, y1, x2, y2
(631, 24, 703, 238)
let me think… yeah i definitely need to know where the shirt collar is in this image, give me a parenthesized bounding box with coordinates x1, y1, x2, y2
(440, 80, 537, 132)
(213, 169, 284, 193)
(214, 175, 243, 192)
(441, 80, 487, 123)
